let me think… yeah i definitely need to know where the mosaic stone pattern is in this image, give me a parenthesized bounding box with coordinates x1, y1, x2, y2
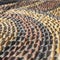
(0, 0, 60, 60)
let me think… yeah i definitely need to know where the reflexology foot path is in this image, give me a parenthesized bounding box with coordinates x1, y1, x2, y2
(0, 0, 60, 60)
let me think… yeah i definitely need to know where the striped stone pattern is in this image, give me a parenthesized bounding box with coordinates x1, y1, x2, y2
(0, 0, 60, 60)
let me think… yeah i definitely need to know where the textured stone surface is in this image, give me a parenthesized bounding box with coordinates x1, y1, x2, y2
(0, 0, 60, 60)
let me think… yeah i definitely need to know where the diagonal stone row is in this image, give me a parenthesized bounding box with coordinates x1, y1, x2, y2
(0, 0, 60, 14)
(0, 17, 17, 51)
